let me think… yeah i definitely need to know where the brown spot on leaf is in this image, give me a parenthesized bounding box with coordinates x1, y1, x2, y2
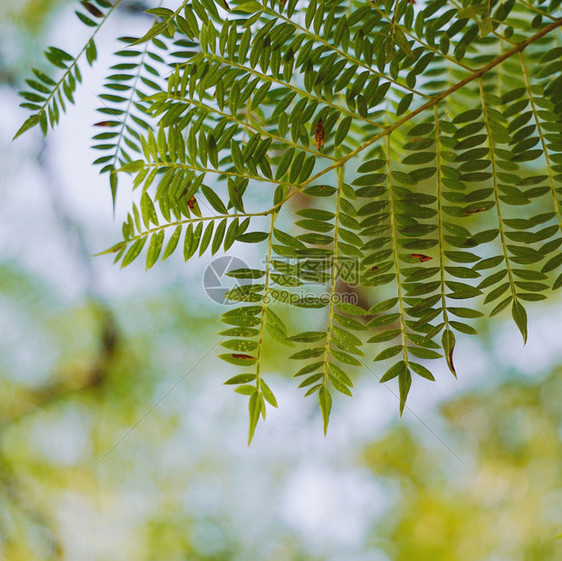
(233, 354, 255, 360)
(465, 207, 486, 215)
(443, 330, 457, 379)
(410, 253, 432, 262)
(94, 121, 112, 127)
(315, 119, 325, 150)
(187, 196, 197, 210)
(448, 347, 455, 374)
(371, 266, 379, 272)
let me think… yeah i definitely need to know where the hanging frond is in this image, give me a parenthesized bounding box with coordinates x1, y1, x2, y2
(14, 0, 125, 139)
(93, 34, 170, 207)
(16, 0, 562, 440)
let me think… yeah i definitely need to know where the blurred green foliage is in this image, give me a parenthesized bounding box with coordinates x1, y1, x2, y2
(363, 370, 562, 561)
(0, 0, 68, 32)
(1, 255, 561, 559)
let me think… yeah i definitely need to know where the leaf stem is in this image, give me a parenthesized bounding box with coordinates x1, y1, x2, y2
(107, 40, 153, 173)
(141, 161, 284, 185)
(255, 213, 276, 385)
(386, 135, 409, 368)
(478, 78, 517, 300)
(104, 210, 266, 252)
(434, 105, 455, 375)
(248, 212, 276, 444)
(321, 158, 344, 386)
(518, 52, 562, 234)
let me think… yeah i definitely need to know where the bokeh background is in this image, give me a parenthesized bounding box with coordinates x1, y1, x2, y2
(0, 1, 561, 560)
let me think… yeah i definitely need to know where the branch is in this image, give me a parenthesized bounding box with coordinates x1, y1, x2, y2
(263, 4, 430, 99)
(14, 0, 126, 139)
(263, 19, 562, 213)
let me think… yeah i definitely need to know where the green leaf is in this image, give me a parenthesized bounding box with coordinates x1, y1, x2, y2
(290, 332, 327, 343)
(235, 1, 263, 14)
(511, 300, 528, 345)
(380, 360, 407, 383)
(13, 113, 42, 139)
(442, 330, 457, 378)
(398, 367, 412, 416)
(219, 353, 258, 366)
(224, 374, 257, 385)
(335, 116, 352, 146)
(396, 93, 413, 116)
(202, 185, 228, 214)
(221, 339, 258, 352)
(374, 345, 403, 361)
(410, 362, 435, 381)
(146, 231, 164, 269)
(237, 231, 269, 243)
(318, 386, 332, 436)
(248, 391, 262, 444)
(260, 379, 278, 407)
(163, 226, 182, 260)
